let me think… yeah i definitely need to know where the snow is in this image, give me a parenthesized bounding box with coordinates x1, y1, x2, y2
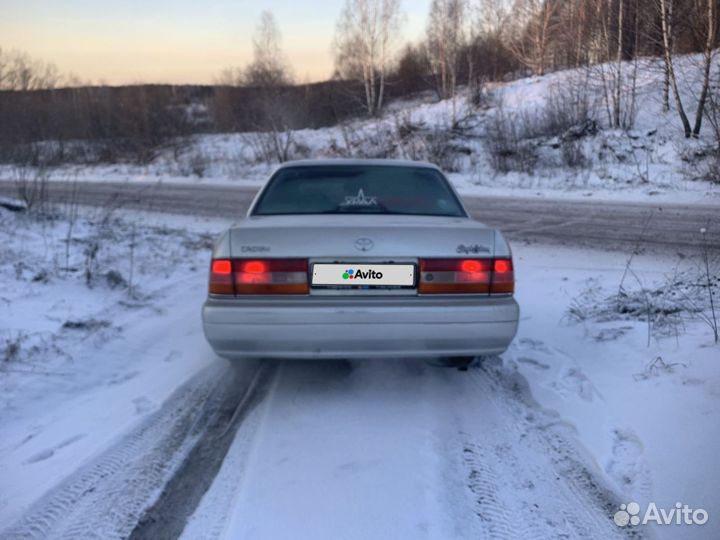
(0, 207, 231, 527)
(1, 207, 718, 536)
(508, 242, 720, 540)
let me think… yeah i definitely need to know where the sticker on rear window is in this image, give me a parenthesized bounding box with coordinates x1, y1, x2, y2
(340, 189, 378, 207)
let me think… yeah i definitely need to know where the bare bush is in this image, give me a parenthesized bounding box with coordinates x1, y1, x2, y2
(424, 131, 470, 171)
(561, 140, 588, 168)
(13, 165, 49, 213)
(518, 84, 597, 140)
(356, 124, 398, 159)
(83, 241, 100, 288)
(3, 332, 26, 362)
(395, 122, 468, 171)
(243, 129, 306, 164)
(175, 149, 210, 178)
(693, 149, 720, 185)
(105, 270, 127, 289)
(0, 48, 61, 91)
(632, 356, 686, 381)
(484, 81, 597, 173)
(698, 226, 719, 342)
(484, 106, 538, 173)
(567, 277, 684, 341)
(469, 79, 496, 110)
(703, 79, 720, 147)
(695, 79, 720, 183)
(327, 123, 359, 158)
(566, 258, 719, 344)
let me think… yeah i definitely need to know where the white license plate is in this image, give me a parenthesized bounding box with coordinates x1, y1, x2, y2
(312, 264, 415, 287)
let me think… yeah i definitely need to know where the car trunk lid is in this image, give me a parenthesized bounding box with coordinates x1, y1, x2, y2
(228, 215, 495, 258)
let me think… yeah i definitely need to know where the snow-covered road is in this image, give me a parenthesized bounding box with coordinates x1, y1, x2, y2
(2, 358, 633, 540)
(181, 358, 632, 540)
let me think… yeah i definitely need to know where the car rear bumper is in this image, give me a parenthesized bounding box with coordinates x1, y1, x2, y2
(202, 295, 519, 360)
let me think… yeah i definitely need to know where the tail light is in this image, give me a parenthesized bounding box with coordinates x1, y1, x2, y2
(418, 258, 514, 295)
(491, 258, 514, 294)
(209, 258, 308, 295)
(209, 259, 234, 295)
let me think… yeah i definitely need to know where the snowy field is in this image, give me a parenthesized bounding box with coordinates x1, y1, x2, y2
(2, 55, 720, 206)
(1, 205, 717, 539)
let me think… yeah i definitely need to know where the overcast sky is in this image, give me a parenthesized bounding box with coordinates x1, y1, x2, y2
(0, 0, 432, 85)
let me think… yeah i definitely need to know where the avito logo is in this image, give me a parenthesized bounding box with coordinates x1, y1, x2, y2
(342, 268, 384, 280)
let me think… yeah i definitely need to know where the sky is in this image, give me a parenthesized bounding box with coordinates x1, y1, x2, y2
(0, 0, 432, 85)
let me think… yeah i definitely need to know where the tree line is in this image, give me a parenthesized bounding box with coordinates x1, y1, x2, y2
(213, 0, 720, 139)
(0, 0, 718, 166)
(330, 0, 718, 136)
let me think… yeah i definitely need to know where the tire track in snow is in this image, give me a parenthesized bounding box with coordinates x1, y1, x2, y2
(0, 364, 225, 540)
(128, 362, 277, 540)
(463, 357, 651, 539)
(0, 361, 270, 540)
(177, 374, 278, 540)
(461, 441, 515, 539)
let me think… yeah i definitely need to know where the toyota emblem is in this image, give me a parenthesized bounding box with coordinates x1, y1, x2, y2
(354, 237, 374, 252)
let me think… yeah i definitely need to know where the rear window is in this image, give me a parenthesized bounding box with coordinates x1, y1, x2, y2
(251, 165, 466, 217)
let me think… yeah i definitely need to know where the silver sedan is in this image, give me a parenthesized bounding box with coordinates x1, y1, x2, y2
(202, 159, 519, 365)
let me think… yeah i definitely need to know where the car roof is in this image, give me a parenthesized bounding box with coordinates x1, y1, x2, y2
(275, 158, 442, 171)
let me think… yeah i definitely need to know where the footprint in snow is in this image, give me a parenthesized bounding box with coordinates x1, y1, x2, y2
(592, 326, 634, 342)
(606, 428, 652, 499)
(14, 426, 43, 450)
(518, 337, 552, 355)
(24, 434, 86, 465)
(132, 396, 154, 414)
(558, 367, 603, 402)
(107, 370, 140, 386)
(516, 357, 551, 370)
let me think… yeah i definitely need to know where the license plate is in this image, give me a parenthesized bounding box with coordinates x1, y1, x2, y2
(312, 264, 415, 287)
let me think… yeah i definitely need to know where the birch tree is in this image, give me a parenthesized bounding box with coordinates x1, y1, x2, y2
(244, 10, 293, 87)
(426, 0, 466, 102)
(243, 11, 297, 162)
(659, 0, 692, 137)
(334, 0, 402, 116)
(612, 0, 624, 128)
(692, 0, 716, 136)
(510, 0, 561, 76)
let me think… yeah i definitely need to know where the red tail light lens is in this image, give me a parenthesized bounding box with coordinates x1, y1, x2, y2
(209, 259, 234, 295)
(234, 259, 308, 294)
(418, 258, 514, 295)
(418, 259, 492, 294)
(212, 260, 232, 274)
(460, 260, 483, 273)
(242, 260, 268, 274)
(209, 258, 309, 295)
(490, 258, 514, 294)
